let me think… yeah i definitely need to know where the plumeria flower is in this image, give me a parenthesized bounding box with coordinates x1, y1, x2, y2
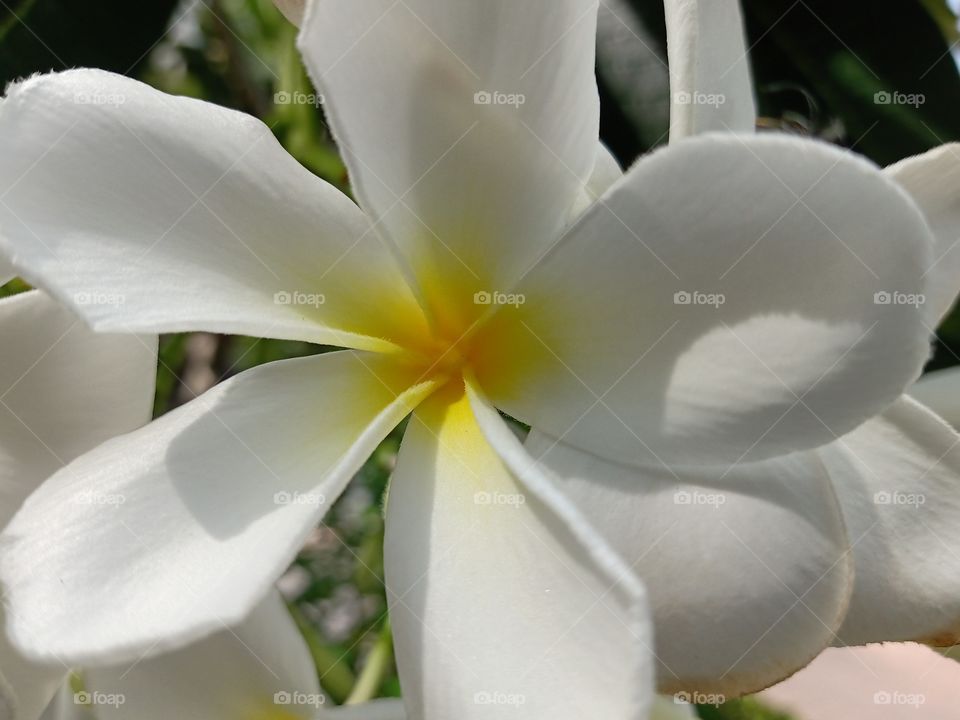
(521, 0, 960, 699)
(0, 277, 157, 716)
(0, 0, 947, 717)
(0, 267, 406, 720)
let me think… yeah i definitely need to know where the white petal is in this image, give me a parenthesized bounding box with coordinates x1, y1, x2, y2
(910, 366, 960, 430)
(85, 591, 322, 720)
(298, 0, 601, 331)
(474, 132, 933, 466)
(572, 142, 624, 216)
(885, 144, 960, 324)
(384, 382, 653, 720)
(0, 251, 13, 285)
(525, 430, 852, 697)
(37, 683, 90, 720)
(0, 291, 156, 525)
(0, 290, 155, 720)
(0, 351, 441, 666)
(650, 696, 699, 719)
(0, 70, 426, 352)
(664, 0, 755, 139)
(0, 618, 64, 720)
(820, 396, 960, 647)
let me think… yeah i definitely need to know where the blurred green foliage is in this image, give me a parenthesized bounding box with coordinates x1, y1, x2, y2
(3, 0, 960, 716)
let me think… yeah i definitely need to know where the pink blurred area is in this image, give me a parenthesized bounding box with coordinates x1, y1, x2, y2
(758, 644, 960, 719)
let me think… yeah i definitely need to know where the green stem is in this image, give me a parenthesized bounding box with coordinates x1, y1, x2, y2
(287, 602, 356, 704)
(345, 620, 394, 705)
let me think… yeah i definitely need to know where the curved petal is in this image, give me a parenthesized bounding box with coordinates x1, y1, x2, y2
(85, 591, 322, 720)
(525, 430, 853, 697)
(384, 381, 653, 720)
(298, 0, 601, 335)
(0, 351, 442, 666)
(0, 291, 156, 523)
(0, 69, 427, 352)
(910, 366, 960, 430)
(572, 142, 624, 216)
(0, 623, 64, 720)
(0, 252, 13, 286)
(0, 291, 156, 720)
(885, 143, 960, 323)
(474, 132, 933, 467)
(665, 0, 755, 140)
(820, 396, 960, 647)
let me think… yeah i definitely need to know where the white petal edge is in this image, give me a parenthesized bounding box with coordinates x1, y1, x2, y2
(383, 379, 653, 720)
(572, 142, 624, 217)
(910, 366, 960, 431)
(525, 429, 853, 697)
(473, 131, 934, 467)
(664, 0, 756, 140)
(0, 351, 442, 666)
(0, 290, 156, 526)
(885, 143, 960, 324)
(821, 396, 960, 647)
(0, 69, 427, 352)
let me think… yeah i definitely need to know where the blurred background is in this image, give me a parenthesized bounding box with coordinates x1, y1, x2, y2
(2, 0, 960, 717)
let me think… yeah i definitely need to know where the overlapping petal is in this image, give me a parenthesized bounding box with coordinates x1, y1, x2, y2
(664, 0, 755, 139)
(85, 591, 321, 720)
(884, 144, 960, 324)
(0, 291, 156, 514)
(0, 290, 157, 720)
(0, 351, 441, 666)
(474, 132, 933, 466)
(384, 380, 652, 720)
(820, 397, 960, 647)
(298, 0, 601, 335)
(910, 366, 960, 430)
(525, 430, 852, 696)
(0, 70, 427, 352)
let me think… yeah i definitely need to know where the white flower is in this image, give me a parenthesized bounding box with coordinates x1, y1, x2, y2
(0, 275, 407, 720)
(0, 0, 947, 715)
(0, 284, 156, 717)
(523, 0, 960, 699)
